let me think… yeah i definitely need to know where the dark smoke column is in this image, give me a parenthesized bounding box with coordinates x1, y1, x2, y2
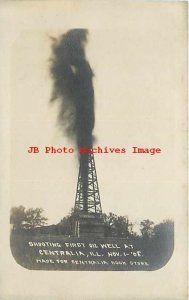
(50, 29, 95, 212)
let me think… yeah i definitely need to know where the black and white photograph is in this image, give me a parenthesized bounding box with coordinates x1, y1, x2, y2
(0, 0, 188, 299)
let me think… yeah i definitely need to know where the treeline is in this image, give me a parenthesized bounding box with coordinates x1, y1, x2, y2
(10, 206, 174, 241)
(10, 206, 174, 269)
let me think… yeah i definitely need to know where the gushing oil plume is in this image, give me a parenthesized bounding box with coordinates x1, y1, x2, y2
(50, 29, 94, 149)
(50, 29, 95, 212)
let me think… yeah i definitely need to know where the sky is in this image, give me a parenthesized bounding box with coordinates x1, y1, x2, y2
(10, 7, 187, 227)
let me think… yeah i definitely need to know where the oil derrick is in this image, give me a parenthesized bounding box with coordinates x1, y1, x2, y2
(74, 151, 105, 238)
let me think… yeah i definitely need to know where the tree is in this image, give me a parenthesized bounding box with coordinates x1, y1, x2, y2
(140, 219, 154, 238)
(10, 206, 26, 231)
(10, 206, 48, 231)
(153, 219, 174, 239)
(24, 208, 48, 229)
(57, 209, 74, 235)
(103, 212, 134, 238)
(147, 219, 174, 267)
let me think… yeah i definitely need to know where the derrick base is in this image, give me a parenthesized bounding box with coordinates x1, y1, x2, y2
(74, 212, 105, 238)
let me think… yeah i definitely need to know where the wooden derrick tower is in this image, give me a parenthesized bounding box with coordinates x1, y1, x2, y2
(74, 151, 105, 238)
